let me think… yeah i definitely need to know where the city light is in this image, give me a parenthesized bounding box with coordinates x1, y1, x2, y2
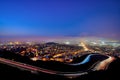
(80, 42, 89, 51)
(0, 39, 120, 63)
(65, 41, 70, 45)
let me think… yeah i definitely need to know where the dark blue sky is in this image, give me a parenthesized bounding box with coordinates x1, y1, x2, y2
(0, 0, 120, 39)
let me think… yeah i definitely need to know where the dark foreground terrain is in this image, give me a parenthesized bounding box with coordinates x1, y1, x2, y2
(0, 50, 120, 80)
(0, 57, 120, 80)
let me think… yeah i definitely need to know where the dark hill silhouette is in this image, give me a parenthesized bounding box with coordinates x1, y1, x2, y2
(0, 50, 120, 80)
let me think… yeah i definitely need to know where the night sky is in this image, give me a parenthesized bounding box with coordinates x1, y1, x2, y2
(0, 0, 120, 39)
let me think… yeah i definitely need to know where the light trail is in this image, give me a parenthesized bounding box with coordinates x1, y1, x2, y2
(0, 57, 89, 78)
(80, 42, 89, 51)
(94, 56, 116, 70)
